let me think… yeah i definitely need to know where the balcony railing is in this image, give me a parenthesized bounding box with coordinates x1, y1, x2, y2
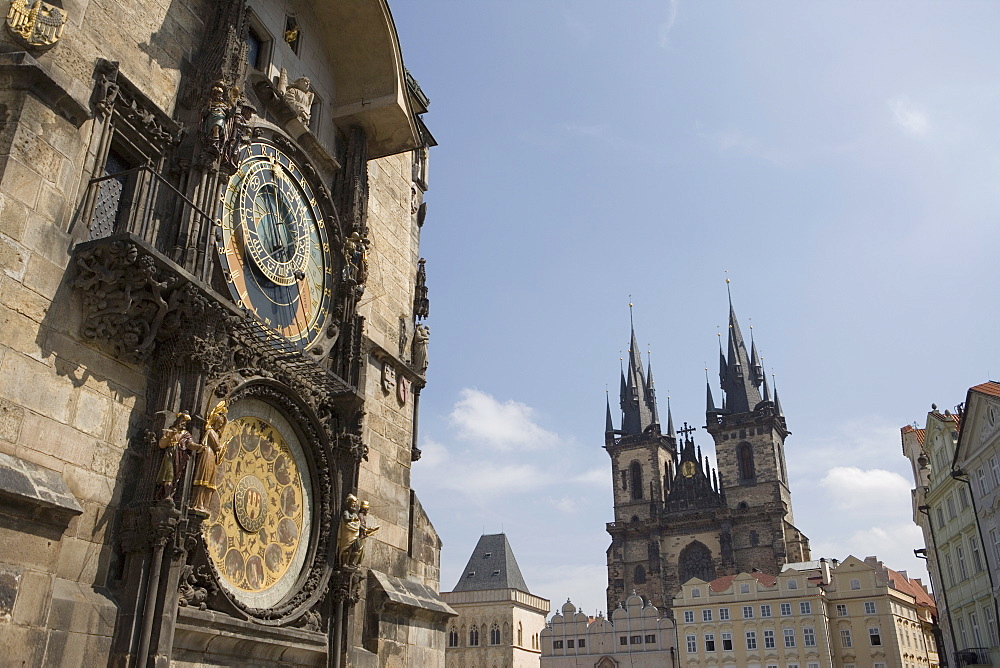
(958, 648, 992, 666)
(76, 165, 217, 284)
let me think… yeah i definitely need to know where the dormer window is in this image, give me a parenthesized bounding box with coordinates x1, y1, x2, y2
(466, 571, 475, 578)
(493, 569, 501, 576)
(484, 552, 492, 559)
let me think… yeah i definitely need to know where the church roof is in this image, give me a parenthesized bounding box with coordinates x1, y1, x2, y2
(451, 533, 530, 593)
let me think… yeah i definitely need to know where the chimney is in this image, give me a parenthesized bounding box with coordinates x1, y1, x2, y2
(819, 558, 831, 585)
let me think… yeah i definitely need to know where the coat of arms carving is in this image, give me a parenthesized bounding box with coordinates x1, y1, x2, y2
(6, 0, 66, 49)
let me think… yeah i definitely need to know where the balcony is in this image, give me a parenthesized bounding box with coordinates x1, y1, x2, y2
(958, 648, 992, 666)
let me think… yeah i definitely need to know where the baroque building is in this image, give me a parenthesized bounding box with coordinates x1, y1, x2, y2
(673, 556, 939, 668)
(0, 1, 452, 666)
(442, 533, 550, 668)
(604, 298, 810, 616)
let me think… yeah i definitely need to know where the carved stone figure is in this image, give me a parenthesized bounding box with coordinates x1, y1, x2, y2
(190, 400, 228, 516)
(277, 68, 314, 125)
(342, 231, 370, 284)
(412, 324, 429, 374)
(156, 412, 194, 500)
(381, 362, 396, 394)
(337, 495, 379, 568)
(222, 102, 254, 170)
(202, 81, 230, 151)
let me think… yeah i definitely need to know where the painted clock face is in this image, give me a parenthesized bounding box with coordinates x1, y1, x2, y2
(218, 139, 335, 348)
(681, 461, 697, 478)
(203, 397, 313, 608)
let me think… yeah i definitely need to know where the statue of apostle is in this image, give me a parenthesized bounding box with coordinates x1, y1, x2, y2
(190, 401, 228, 517)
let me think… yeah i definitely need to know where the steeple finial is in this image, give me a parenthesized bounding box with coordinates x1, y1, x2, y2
(725, 271, 732, 308)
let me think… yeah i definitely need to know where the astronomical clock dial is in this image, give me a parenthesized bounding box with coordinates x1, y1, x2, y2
(681, 461, 697, 478)
(203, 397, 313, 609)
(218, 139, 335, 349)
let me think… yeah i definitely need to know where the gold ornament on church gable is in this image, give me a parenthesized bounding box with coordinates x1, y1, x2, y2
(5, 0, 66, 49)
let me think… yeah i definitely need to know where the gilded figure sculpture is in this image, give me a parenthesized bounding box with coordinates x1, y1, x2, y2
(202, 81, 230, 151)
(190, 401, 228, 517)
(337, 494, 379, 567)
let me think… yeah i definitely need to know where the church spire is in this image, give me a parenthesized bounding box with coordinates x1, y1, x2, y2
(605, 392, 614, 433)
(705, 368, 717, 416)
(762, 368, 772, 402)
(720, 283, 762, 414)
(773, 374, 784, 417)
(619, 303, 658, 436)
(666, 396, 676, 440)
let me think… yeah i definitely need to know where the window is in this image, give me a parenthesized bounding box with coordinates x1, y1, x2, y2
(737, 443, 756, 481)
(761, 604, 772, 617)
(750, 530, 759, 546)
(836, 603, 848, 617)
(684, 610, 695, 623)
(947, 494, 958, 519)
(619, 636, 627, 646)
(874, 664, 886, 668)
(630, 461, 643, 500)
(799, 601, 811, 615)
(490, 624, 500, 645)
(567, 639, 574, 649)
(787, 579, 798, 590)
(719, 608, 730, 621)
(284, 15, 301, 54)
(980, 467, 990, 494)
(971, 535, 984, 571)
(864, 601, 876, 615)
(553, 640, 563, 649)
(992, 528, 1000, 565)
(685, 634, 696, 653)
(850, 578, 861, 590)
(469, 626, 479, 646)
(703, 609, 713, 622)
(705, 633, 716, 651)
(937, 506, 946, 529)
(804, 627, 816, 647)
(743, 605, 754, 619)
(960, 485, 970, 508)
(579, 638, 586, 648)
(986, 604, 998, 644)
(448, 629, 458, 647)
(840, 628, 853, 648)
(621, 469, 628, 490)
(692, 587, 701, 597)
(630, 635, 641, 645)
(783, 628, 796, 648)
(808, 664, 820, 668)
(518, 622, 522, 646)
(959, 618, 969, 647)
(971, 612, 983, 647)
(746, 630, 757, 650)
(866, 626, 881, 646)
(763, 629, 775, 648)
(741, 583, 751, 594)
(992, 455, 1000, 487)
(722, 632, 733, 651)
(634, 565, 646, 584)
(945, 553, 956, 586)
(958, 545, 969, 579)
(780, 603, 792, 616)
(644, 635, 654, 644)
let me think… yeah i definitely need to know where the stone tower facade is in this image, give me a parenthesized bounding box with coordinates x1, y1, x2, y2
(604, 300, 810, 618)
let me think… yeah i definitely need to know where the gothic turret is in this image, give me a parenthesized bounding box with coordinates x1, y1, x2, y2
(720, 294, 762, 414)
(619, 324, 660, 436)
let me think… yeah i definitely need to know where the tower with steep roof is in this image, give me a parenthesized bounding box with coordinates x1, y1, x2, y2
(604, 297, 810, 618)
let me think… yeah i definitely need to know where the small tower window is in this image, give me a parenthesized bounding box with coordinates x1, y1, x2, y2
(490, 623, 501, 645)
(634, 565, 646, 584)
(469, 625, 479, 646)
(448, 628, 459, 647)
(630, 461, 643, 500)
(737, 443, 755, 482)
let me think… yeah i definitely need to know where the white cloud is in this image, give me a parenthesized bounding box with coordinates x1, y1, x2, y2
(573, 467, 610, 486)
(819, 467, 911, 511)
(416, 437, 449, 469)
(810, 523, 929, 584)
(889, 96, 930, 137)
(548, 496, 578, 514)
(657, 0, 679, 48)
(450, 388, 559, 450)
(532, 563, 611, 617)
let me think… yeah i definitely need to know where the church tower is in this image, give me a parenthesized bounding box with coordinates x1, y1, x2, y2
(705, 290, 810, 573)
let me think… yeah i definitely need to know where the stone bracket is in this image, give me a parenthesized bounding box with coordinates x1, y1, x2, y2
(0, 452, 83, 528)
(0, 50, 90, 126)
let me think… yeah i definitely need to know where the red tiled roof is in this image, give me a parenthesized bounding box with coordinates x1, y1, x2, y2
(886, 567, 936, 610)
(971, 381, 1000, 399)
(901, 425, 927, 445)
(928, 411, 961, 427)
(708, 572, 778, 592)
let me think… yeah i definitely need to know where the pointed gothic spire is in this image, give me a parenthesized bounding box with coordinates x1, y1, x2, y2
(721, 284, 763, 414)
(706, 369, 717, 415)
(666, 396, 676, 440)
(762, 369, 772, 402)
(605, 393, 614, 433)
(749, 337, 763, 387)
(619, 305, 658, 436)
(773, 377, 784, 417)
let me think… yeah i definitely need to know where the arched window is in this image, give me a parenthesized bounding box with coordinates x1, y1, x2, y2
(630, 461, 643, 500)
(750, 530, 759, 546)
(737, 443, 755, 481)
(518, 622, 523, 646)
(648, 540, 661, 573)
(678, 541, 715, 584)
(448, 628, 459, 647)
(490, 623, 501, 645)
(635, 564, 646, 584)
(469, 625, 479, 646)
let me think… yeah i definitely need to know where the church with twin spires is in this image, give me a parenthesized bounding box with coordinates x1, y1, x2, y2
(604, 296, 811, 617)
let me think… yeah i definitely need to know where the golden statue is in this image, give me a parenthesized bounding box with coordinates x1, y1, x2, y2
(337, 494, 379, 567)
(156, 412, 194, 500)
(190, 401, 228, 517)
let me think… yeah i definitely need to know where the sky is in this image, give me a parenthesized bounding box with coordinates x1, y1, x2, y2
(387, 1, 1000, 618)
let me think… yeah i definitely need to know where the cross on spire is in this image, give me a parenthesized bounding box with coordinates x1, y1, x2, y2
(678, 422, 696, 439)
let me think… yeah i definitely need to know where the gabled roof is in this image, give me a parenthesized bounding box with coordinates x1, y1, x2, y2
(886, 567, 936, 610)
(900, 425, 926, 446)
(708, 571, 777, 592)
(970, 381, 1000, 399)
(451, 533, 529, 593)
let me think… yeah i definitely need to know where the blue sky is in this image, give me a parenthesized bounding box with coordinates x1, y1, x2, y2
(389, 1, 1000, 617)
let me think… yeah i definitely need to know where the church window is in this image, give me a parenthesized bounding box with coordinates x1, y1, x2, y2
(634, 565, 646, 584)
(721, 632, 733, 650)
(683, 610, 695, 623)
(630, 462, 643, 500)
(783, 628, 796, 647)
(685, 634, 696, 653)
(702, 609, 713, 622)
(705, 633, 716, 651)
(448, 629, 459, 647)
(737, 443, 755, 481)
(804, 627, 816, 646)
(760, 604, 771, 617)
(750, 531, 759, 546)
(469, 626, 479, 646)
(648, 541, 661, 573)
(799, 601, 811, 614)
(490, 624, 500, 645)
(679, 541, 715, 585)
(738, 501, 749, 510)
(719, 607, 730, 620)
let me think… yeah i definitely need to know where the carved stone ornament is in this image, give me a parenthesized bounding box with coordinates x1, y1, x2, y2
(6, 0, 66, 49)
(276, 68, 314, 125)
(381, 362, 396, 394)
(178, 564, 218, 610)
(397, 376, 410, 406)
(411, 324, 429, 374)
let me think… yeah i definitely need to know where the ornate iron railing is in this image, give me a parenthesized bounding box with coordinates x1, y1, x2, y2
(958, 648, 992, 666)
(75, 165, 218, 284)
